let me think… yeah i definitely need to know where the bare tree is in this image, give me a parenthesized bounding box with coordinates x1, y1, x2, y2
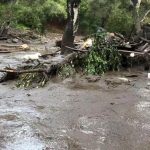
(61, 0, 81, 54)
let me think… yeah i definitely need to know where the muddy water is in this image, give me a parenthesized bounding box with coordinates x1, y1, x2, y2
(0, 70, 149, 150)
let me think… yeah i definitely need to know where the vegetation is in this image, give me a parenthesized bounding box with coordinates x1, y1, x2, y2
(16, 64, 48, 88)
(0, 0, 67, 32)
(0, 0, 150, 34)
(85, 30, 120, 75)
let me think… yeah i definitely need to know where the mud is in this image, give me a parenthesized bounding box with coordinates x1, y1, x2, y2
(0, 69, 149, 150)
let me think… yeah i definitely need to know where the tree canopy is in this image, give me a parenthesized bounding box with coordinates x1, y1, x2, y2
(0, 0, 150, 34)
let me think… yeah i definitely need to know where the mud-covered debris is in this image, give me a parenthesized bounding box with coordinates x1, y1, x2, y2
(85, 75, 101, 82)
(105, 77, 130, 87)
(12, 38, 19, 43)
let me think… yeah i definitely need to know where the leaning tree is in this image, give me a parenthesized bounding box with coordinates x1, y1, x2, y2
(61, 0, 81, 54)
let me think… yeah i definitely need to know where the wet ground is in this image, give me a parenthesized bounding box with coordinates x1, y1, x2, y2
(0, 70, 150, 150)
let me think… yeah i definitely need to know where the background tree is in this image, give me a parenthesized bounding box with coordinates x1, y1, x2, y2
(61, 0, 81, 54)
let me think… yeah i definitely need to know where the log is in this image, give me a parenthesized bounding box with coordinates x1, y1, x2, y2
(0, 37, 7, 40)
(0, 51, 11, 53)
(0, 68, 46, 74)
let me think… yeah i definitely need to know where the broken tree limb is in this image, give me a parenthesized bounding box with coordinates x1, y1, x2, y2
(0, 37, 7, 40)
(137, 43, 149, 52)
(140, 37, 150, 43)
(118, 49, 150, 55)
(0, 68, 46, 74)
(65, 46, 88, 52)
(46, 52, 77, 74)
(0, 44, 22, 48)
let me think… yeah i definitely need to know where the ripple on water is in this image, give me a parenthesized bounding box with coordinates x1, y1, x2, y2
(5, 125, 45, 150)
(137, 88, 150, 99)
(136, 101, 150, 118)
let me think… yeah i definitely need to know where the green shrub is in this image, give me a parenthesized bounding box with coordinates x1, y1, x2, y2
(85, 29, 121, 75)
(0, 0, 67, 32)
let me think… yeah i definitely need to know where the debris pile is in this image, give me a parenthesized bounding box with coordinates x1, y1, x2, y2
(0, 26, 150, 87)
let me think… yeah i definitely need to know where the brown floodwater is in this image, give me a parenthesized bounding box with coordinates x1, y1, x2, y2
(0, 36, 150, 150)
(0, 69, 150, 150)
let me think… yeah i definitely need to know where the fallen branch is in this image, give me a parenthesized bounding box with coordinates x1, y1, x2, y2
(140, 37, 150, 43)
(118, 49, 150, 55)
(137, 43, 149, 52)
(65, 46, 88, 52)
(0, 44, 21, 48)
(0, 68, 46, 74)
(0, 51, 11, 53)
(0, 37, 7, 40)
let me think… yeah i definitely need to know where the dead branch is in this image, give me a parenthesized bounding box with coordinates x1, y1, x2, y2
(137, 43, 149, 52)
(140, 37, 150, 43)
(0, 68, 46, 74)
(0, 51, 11, 53)
(118, 49, 149, 55)
(0, 44, 21, 48)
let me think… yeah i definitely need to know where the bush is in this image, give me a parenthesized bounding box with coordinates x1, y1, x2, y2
(85, 29, 121, 75)
(0, 0, 67, 32)
(79, 0, 134, 35)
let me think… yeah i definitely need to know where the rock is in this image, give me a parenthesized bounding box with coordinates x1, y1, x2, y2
(12, 38, 19, 43)
(27, 93, 31, 96)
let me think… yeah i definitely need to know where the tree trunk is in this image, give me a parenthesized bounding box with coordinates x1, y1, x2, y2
(131, 0, 142, 34)
(61, 0, 81, 54)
